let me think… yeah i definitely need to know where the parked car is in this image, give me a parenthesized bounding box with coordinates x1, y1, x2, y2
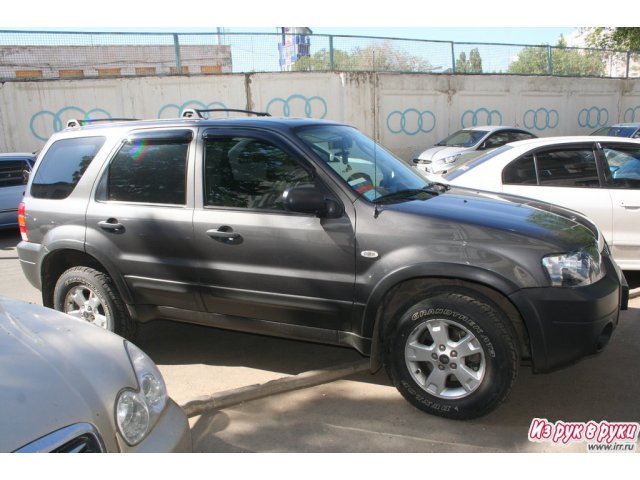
(425, 136, 640, 271)
(413, 126, 537, 175)
(591, 123, 640, 139)
(16, 111, 628, 420)
(0, 153, 35, 229)
(0, 295, 191, 452)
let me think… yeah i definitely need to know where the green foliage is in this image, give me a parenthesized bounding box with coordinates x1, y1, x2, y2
(456, 48, 483, 73)
(292, 41, 433, 72)
(508, 36, 606, 76)
(584, 27, 640, 51)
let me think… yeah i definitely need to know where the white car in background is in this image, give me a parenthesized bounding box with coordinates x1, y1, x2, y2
(426, 136, 640, 270)
(413, 126, 537, 175)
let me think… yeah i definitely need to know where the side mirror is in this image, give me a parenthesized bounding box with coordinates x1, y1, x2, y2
(283, 186, 344, 219)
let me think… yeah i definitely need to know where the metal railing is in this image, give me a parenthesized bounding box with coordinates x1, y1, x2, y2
(0, 30, 638, 81)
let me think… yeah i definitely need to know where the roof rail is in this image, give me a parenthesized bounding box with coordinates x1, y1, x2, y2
(181, 108, 271, 119)
(65, 118, 140, 128)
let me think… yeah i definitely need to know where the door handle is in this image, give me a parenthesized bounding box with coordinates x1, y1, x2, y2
(98, 219, 125, 232)
(620, 202, 640, 210)
(206, 227, 241, 240)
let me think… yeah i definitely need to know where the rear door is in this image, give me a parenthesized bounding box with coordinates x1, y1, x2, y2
(85, 129, 202, 311)
(192, 128, 356, 331)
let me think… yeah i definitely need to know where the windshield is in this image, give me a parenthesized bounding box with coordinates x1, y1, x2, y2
(295, 124, 429, 202)
(435, 129, 487, 147)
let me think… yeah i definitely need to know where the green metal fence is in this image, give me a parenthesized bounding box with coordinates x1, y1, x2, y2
(0, 30, 638, 81)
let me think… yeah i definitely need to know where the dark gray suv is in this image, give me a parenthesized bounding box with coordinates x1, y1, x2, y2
(17, 111, 629, 419)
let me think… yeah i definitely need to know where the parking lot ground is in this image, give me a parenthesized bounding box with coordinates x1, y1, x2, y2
(1, 229, 639, 453)
(134, 297, 640, 453)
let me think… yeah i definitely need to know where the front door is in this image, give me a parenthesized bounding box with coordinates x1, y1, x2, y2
(192, 129, 356, 331)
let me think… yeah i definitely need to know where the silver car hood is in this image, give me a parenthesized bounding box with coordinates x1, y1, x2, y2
(0, 297, 137, 452)
(417, 146, 468, 161)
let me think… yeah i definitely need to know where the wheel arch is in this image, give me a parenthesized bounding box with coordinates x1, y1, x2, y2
(363, 265, 531, 372)
(41, 248, 133, 308)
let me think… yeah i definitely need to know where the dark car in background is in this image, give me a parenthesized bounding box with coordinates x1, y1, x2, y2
(0, 153, 34, 229)
(591, 123, 640, 139)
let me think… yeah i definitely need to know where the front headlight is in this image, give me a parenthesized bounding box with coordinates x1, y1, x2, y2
(542, 248, 605, 287)
(434, 154, 460, 166)
(116, 341, 168, 446)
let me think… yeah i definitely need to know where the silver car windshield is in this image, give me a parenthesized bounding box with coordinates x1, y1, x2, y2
(295, 124, 430, 202)
(435, 129, 487, 147)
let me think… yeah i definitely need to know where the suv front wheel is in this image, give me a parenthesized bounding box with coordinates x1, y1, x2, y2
(385, 292, 519, 419)
(53, 266, 136, 339)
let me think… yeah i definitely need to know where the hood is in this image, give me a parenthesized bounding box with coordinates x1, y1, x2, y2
(417, 146, 470, 161)
(0, 297, 136, 452)
(385, 186, 601, 252)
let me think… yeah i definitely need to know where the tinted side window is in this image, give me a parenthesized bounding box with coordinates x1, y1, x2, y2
(502, 154, 537, 185)
(106, 137, 189, 205)
(31, 137, 105, 199)
(0, 159, 31, 188)
(603, 145, 640, 189)
(204, 136, 313, 210)
(536, 148, 599, 187)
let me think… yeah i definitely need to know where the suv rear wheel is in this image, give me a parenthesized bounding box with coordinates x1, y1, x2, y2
(385, 292, 519, 419)
(53, 266, 136, 339)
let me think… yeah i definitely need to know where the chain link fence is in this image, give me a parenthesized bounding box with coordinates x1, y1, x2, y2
(1, 30, 638, 81)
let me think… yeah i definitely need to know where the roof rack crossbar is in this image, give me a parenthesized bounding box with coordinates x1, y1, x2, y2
(181, 108, 271, 119)
(66, 118, 140, 128)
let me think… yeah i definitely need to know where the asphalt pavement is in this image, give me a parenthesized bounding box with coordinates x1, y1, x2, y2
(1, 229, 639, 453)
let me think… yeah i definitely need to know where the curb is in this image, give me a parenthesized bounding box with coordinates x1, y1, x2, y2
(630, 287, 640, 300)
(180, 359, 371, 418)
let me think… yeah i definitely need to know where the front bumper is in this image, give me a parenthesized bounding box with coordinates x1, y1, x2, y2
(509, 255, 628, 373)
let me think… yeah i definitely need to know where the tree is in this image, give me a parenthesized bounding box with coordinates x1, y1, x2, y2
(584, 27, 640, 51)
(456, 48, 483, 73)
(508, 36, 605, 76)
(292, 41, 433, 72)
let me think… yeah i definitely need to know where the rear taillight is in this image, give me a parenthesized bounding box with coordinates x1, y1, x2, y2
(18, 202, 28, 241)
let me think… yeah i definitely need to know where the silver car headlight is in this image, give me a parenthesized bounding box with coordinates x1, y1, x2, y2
(542, 248, 605, 287)
(434, 154, 460, 166)
(116, 341, 168, 446)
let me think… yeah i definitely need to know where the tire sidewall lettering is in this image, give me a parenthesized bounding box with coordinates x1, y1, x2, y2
(409, 308, 496, 358)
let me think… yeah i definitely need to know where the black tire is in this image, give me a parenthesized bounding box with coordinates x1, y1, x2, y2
(384, 292, 519, 420)
(53, 266, 137, 340)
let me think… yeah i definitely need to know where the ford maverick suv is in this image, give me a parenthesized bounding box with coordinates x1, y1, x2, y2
(17, 111, 629, 419)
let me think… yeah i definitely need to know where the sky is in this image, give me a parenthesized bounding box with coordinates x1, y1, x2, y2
(1, 0, 634, 47)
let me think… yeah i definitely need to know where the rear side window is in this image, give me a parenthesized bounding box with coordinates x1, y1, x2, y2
(31, 137, 105, 199)
(103, 130, 191, 205)
(502, 154, 537, 185)
(0, 159, 31, 188)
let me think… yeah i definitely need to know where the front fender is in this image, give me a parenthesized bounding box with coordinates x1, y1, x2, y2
(359, 262, 521, 339)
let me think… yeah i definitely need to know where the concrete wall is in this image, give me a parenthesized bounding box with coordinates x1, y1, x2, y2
(1, 72, 639, 161)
